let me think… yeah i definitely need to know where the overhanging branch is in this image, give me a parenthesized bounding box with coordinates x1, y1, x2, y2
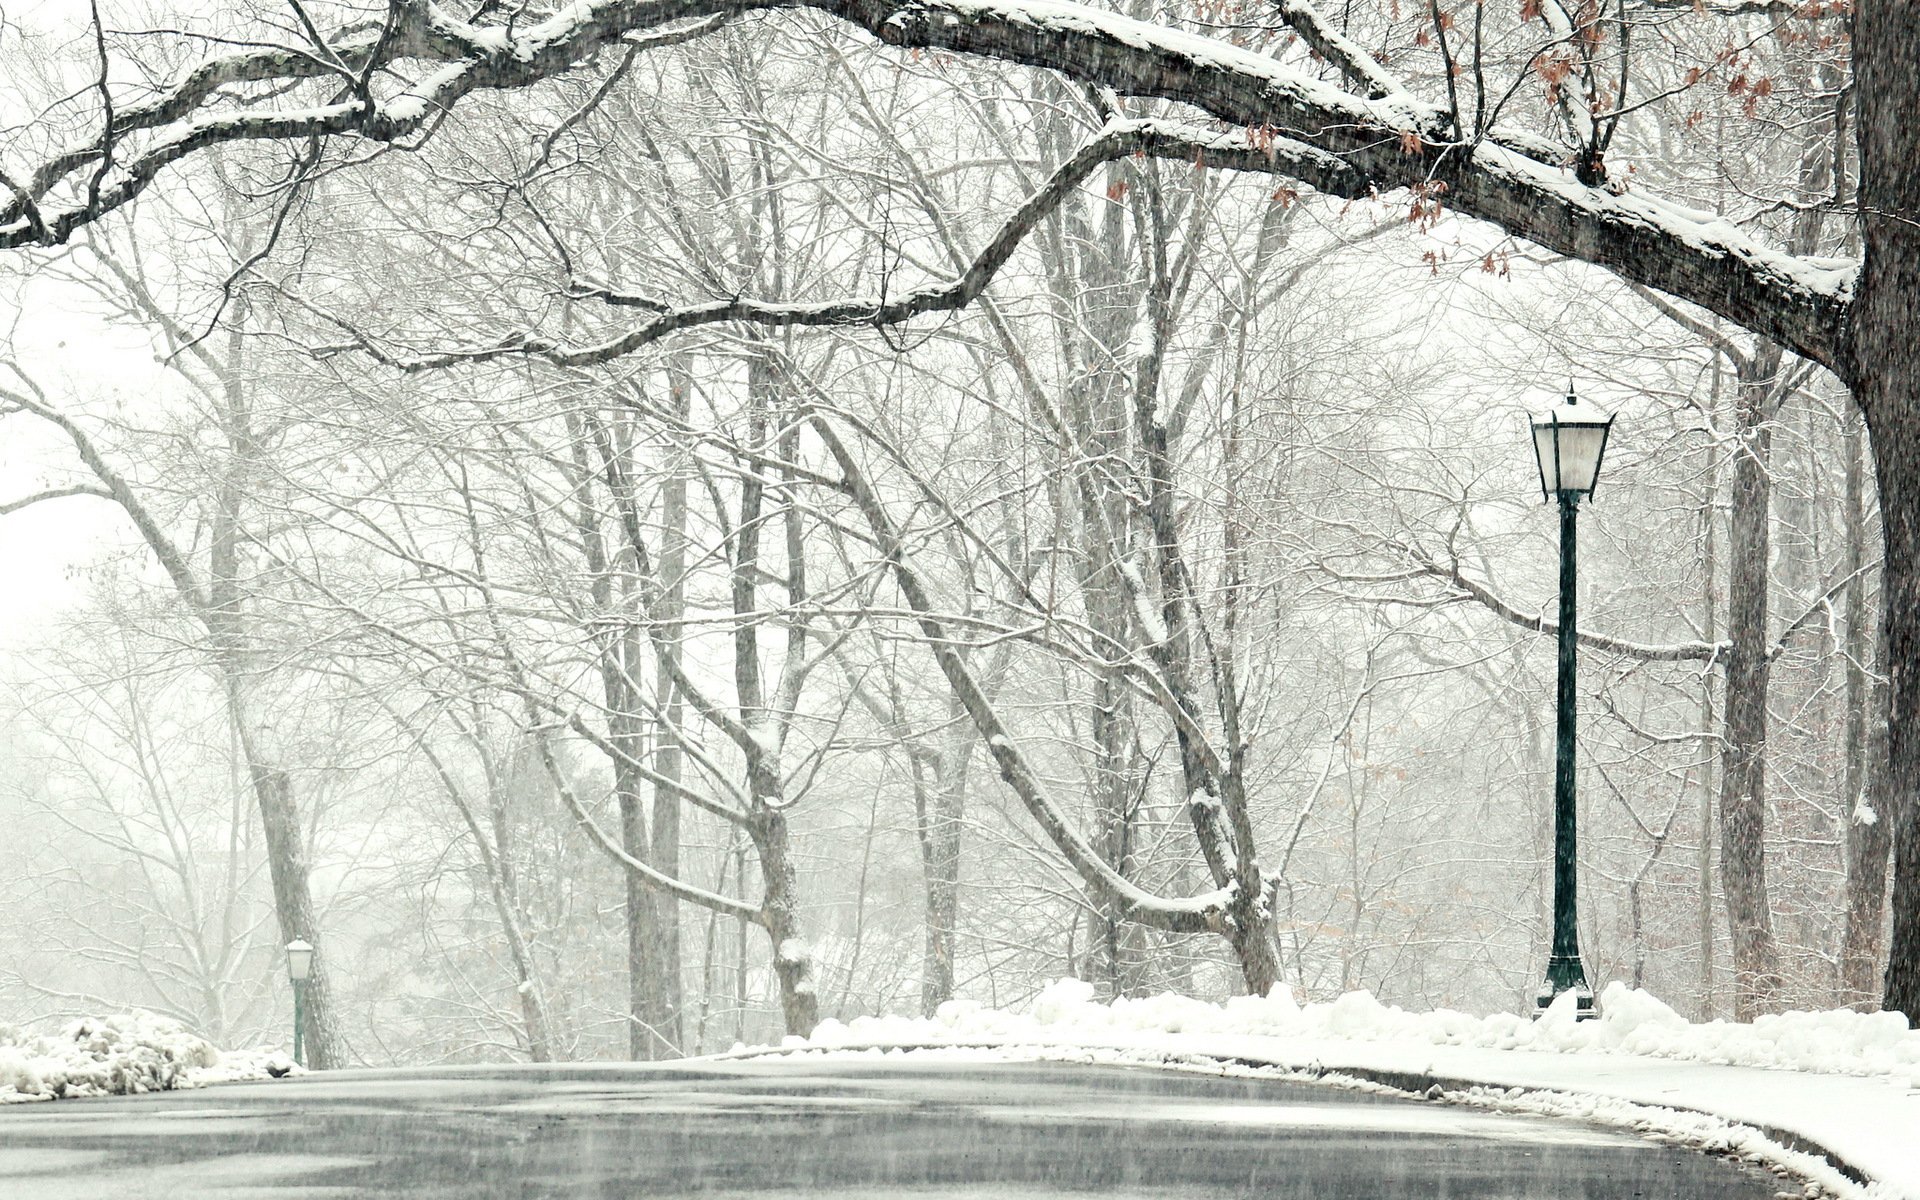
(0, 0, 1850, 367)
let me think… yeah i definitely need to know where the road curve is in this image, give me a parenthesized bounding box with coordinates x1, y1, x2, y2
(0, 1058, 1793, 1198)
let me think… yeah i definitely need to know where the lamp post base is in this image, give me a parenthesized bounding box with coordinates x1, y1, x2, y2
(1532, 979, 1597, 1021)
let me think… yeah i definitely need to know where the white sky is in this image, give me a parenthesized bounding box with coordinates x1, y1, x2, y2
(0, 275, 173, 642)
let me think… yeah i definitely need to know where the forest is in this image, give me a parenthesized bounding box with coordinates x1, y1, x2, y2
(0, 0, 1913, 1069)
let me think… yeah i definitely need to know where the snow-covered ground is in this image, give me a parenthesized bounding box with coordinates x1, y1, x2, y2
(0, 1012, 296, 1103)
(741, 980, 1920, 1200)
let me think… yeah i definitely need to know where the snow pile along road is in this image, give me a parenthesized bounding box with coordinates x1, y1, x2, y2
(766, 981, 1920, 1199)
(803, 978, 1920, 1085)
(0, 1012, 295, 1102)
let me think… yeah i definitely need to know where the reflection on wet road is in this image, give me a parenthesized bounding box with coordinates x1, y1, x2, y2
(0, 1058, 1792, 1198)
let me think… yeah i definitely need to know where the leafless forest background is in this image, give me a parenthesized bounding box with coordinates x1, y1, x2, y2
(0, 0, 1898, 1065)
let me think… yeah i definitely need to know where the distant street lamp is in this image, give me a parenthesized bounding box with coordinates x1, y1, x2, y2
(285, 939, 314, 1066)
(1528, 386, 1614, 1020)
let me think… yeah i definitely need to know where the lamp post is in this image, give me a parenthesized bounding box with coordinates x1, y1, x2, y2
(1528, 386, 1613, 1020)
(285, 939, 313, 1066)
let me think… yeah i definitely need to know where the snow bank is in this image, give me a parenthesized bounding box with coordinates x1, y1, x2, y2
(773, 983, 1920, 1198)
(804, 978, 1920, 1086)
(0, 1012, 296, 1103)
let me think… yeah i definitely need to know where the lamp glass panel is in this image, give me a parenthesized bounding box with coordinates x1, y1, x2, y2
(286, 941, 314, 981)
(1532, 421, 1608, 494)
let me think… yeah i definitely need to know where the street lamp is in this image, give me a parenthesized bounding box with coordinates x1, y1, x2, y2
(285, 939, 313, 1066)
(1528, 385, 1613, 1020)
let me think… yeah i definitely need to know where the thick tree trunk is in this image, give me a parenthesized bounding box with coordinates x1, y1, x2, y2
(1223, 861, 1283, 997)
(916, 648, 1005, 1016)
(1720, 364, 1783, 1019)
(1063, 155, 1150, 998)
(642, 713, 682, 1058)
(1698, 410, 1720, 1019)
(1852, 0, 1920, 1026)
(1841, 416, 1892, 1009)
(617, 728, 669, 1059)
(493, 872, 553, 1061)
(1867, 426, 1919, 1024)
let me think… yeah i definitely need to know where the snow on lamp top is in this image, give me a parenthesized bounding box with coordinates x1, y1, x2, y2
(1530, 386, 1614, 502)
(285, 939, 314, 981)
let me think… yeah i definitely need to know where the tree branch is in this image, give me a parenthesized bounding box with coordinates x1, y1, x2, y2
(1384, 548, 1723, 662)
(0, 0, 1849, 368)
(812, 410, 1233, 935)
(312, 118, 1364, 371)
(0, 483, 113, 515)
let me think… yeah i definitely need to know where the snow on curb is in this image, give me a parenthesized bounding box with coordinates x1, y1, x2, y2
(0, 1012, 299, 1103)
(796, 979, 1920, 1086)
(721, 978, 1920, 1200)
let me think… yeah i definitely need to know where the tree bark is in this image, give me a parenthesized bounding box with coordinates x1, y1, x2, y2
(1698, 390, 1721, 1020)
(1851, 0, 1920, 1025)
(751, 805, 819, 1035)
(1841, 414, 1891, 1008)
(920, 777, 961, 1016)
(1720, 357, 1783, 1019)
(245, 764, 346, 1068)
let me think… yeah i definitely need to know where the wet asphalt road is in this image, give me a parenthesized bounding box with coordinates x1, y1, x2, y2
(0, 1058, 1794, 1199)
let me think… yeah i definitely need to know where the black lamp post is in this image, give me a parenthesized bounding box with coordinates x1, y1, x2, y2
(285, 938, 313, 1066)
(1528, 386, 1613, 1020)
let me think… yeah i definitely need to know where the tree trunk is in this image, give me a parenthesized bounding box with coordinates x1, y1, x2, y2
(1082, 603, 1141, 995)
(580, 408, 674, 1060)
(1063, 154, 1148, 998)
(752, 806, 820, 1035)
(920, 795, 960, 1015)
(919, 707, 967, 1017)
(1698, 404, 1720, 1020)
(1841, 415, 1892, 1009)
(1867, 420, 1919, 1023)
(1720, 361, 1783, 1019)
(1852, 0, 1920, 1026)
(206, 326, 347, 1068)
(644, 364, 693, 1056)
(736, 353, 819, 1039)
(616, 707, 666, 1058)
(248, 764, 346, 1068)
(472, 741, 553, 1061)
(609, 536, 669, 1060)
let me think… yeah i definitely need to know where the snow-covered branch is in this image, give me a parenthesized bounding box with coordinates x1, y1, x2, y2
(1270, 0, 1404, 99)
(0, 484, 113, 516)
(1412, 550, 1722, 662)
(2, 0, 1851, 367)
